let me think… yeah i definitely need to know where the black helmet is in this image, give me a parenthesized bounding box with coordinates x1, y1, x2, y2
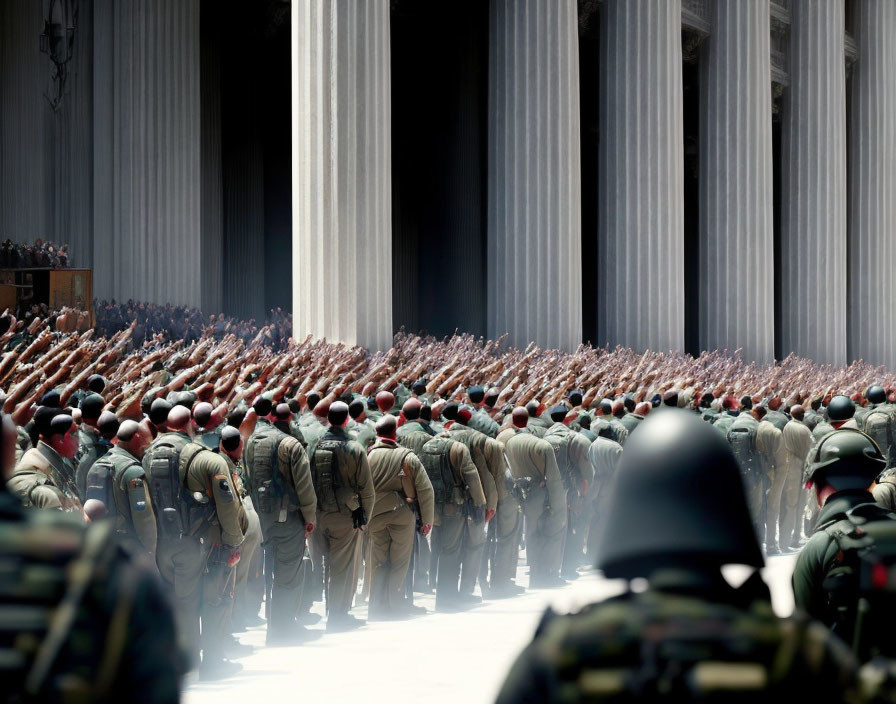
(827, 395, 856, 422)
(866, 385, 887, 405)
(596, 410, 763, 579)
(804, 428, 886, 490)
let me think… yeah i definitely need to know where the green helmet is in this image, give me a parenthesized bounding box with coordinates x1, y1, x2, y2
(596, 410, 763, 580)
(804, 428, 886, 490)
(866, 385, 887, 405)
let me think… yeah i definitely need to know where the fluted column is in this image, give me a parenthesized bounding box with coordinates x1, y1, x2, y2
(598, 0, 684, 352)
(93, 0, 205, 308)
(848, 1, 896, 366)
(780, 2, 846, 365)
(291, 0, 392, 351)
(699, 0, 774, 363)
(487, 0, 582, 352)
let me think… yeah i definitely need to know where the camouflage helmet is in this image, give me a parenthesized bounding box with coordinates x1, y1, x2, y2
(826, 394, 855, 422)
(596, 410, 763, 580)
(866, 385, 887, 405)
(804, 428, 886, 490)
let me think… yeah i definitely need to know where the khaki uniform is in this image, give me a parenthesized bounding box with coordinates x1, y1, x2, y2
(586, 435, 623, 561)
(504, 431, 567, 585)
(543, 422, 594, 576)
(780, 419, 812, 548)
(468, 407, 500, 438)
(9, 442, 82, 512)
(149, 434, 245, 665)
(367, 439, 434, 615)
(756, 419, 784, 548)
(310, 427, 375, 618)
(243, 419, 317, 638)
(87, 445, 157, 558)
(491, 428, 526, 591)
(221, 452, 263, 626)
(396, 423, 439, 589)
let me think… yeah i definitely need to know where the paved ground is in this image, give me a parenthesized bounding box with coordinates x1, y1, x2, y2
(185, 553, 799, 704)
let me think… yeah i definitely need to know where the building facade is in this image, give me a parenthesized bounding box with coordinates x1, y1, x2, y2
(1, 0, 894, 364)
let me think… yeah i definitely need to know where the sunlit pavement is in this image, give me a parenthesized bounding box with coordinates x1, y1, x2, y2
(185, 552, 799, 704)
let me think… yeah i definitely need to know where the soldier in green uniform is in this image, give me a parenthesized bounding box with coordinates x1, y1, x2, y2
(366, 415, 434, 619)
(243, 396, 319, 644)
(85, 419, 157, 559)
(793, 428, 896, 660)
(74, 393, 114, 497)
(496, 410, 865, 703)
(9, 408, 82, 512)
(0, 412, 184, 704)
(308, 401, 376, 631)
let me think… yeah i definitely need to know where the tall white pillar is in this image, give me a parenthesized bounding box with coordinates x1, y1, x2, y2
(699, 0, 774, 363)
(93, 0, 206, 308)
(291, 0, 392, 351)
(598, 0, 684, 352)
(487, 0, 582, 352)
(780, 1, 846, 365)
(848, 1, 896, 366)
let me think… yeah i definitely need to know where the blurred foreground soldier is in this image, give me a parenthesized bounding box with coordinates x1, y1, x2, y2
(85, 419, 157, 558)
(543, 406, 593, 579)
(366, 415, 433, 619)
(74, 393, 112, 497)
(794, 428, 896, 660)
(504, 408, 567, 588)
(308, 401, 375, 631)
(10, 410, 82, 511)
(496, 411, 864, 703)
(243, 396, 319, 644)
(0, 413, 184, 703)
(143, 405, 246, 679)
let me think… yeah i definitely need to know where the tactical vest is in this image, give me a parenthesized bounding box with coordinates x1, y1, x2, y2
(308, 436, 347, 513)
(727, 424, 757, 476)
(142, 435, 209, 542)
(245, 428, 298, 517)
(419, 436, 462, 507)
(543, 426, 574, 488)
(85, 453, 121, 521)
(821, 502, 896, 659)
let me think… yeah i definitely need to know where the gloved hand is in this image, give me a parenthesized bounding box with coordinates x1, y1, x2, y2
(351, 507, 367, 530)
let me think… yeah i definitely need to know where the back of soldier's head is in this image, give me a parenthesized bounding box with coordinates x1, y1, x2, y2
(328, 401, 349, 427)
(467, 385, 485, 405)
(443, 403, 459, 421)
(402, 398, 421, 421)
(549, 405, 568, 423)
(525, 401, 539, 418)
(420, 405, 432, 422)
(306, 391, 321, 411)
(376, 414, 397, 439)
(578, 414, 591, 430)
(348, 398, 366, 421)
(79, 393, 105, 422)
(192, 402, 214, 428)
(596, 410, 763, 580)
(511, 407, 528, 428)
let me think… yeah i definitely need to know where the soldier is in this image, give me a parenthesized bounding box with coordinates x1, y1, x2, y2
(84, 419, 157, 559)
(418, 428, 486, 611)
(366, 415, 434, 619)
(585, 422, 622, 562)
(576, 414, 597, 442)
(308, 401, 375, 631)
(194, 401, 224, 449)
(496, 411, 864, 703)
(0, 412, 184, 703)
(216, 426, 265, 632)
(397, 398, 435, 447)
(754, 406, 784, 552)
(466, 385, 500, 438)
(348, 397, 376, 449)
(859, 385, 894, 468)
(74, 393, 113, 497)
(793, 428, 896, 660)
(726, 405, 762, 532)
(525, 400, 551, 437)
(9, 408, 82, 512)
(367, 390, 395, 423)
(243, 396, 319, 644)
(543, 406, 594, 579)
(780, 405, 813, 550)
(504, 407, 567, 588)
(618, 401, 650, 435)
(143, 405, 246, 679)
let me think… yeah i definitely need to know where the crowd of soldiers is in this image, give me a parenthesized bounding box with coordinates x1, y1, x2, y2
(4, 306, 896, 700)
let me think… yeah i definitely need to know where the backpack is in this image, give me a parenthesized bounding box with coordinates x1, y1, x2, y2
(245, 429, 298, 517)
(84, 455, 118, 520)
(308, 437, 345, 513)
(822, 502, 896, 658)
(862, 408, 893, 464)
(419, 436, 461, 506)
(727, 424, 757, 475)
(142, 435, 204, 542)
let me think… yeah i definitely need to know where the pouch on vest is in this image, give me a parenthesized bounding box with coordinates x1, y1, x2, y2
(247, 432, 295, 516)
(310, 439, 344, 513)
(420, 437, 460, 506)
(145, 442, 189, 541)
(85, 459, 117, 520)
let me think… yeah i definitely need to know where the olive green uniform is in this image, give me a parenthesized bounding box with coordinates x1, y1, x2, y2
(75, 424, 111, 499)
(221, 451, 263, 626)
(0, 490, 183, 703)
(311, 426, 375, 618)
(9, 442, 82, 512)
(367, 438, 434, 615)
(503, 431, 567, 585)
(350, 417, 377, 449)
(243, 419, 317, 638)
(397, 424, 439, 589)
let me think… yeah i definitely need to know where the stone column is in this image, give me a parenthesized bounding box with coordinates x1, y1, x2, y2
(487, 0, 582, 352)
(780, 1, 846, 365)
(598, 0, 684, 353)
(291, 0, 392, 351)
(848, 1, 896, 366)
(92, 0, 207, 308)
(699, 0, 774, 363)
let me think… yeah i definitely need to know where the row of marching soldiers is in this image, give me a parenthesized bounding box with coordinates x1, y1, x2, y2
(5, 378, 613, 681)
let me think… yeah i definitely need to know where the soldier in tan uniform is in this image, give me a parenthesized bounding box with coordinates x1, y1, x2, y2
(504, 407, 568, 588)
(366, 415, 434, 619)
(143, 405, 246, 679)
(9, 409, 82, 512)
(780, 406, 813, 550)
(243, 397, 319, 644)
(754, 407, 783, 552)
(308, 401, 375, 631)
